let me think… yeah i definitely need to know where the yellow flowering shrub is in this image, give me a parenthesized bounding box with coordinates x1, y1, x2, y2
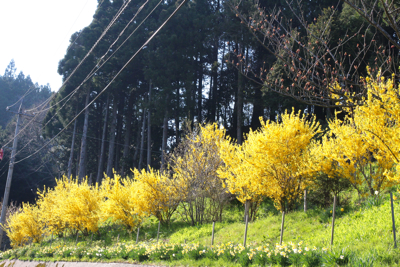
(37, 182, 69, 235)
(3, 203, 45, 247)
(351, 71, 400, 183)
(218, 136, 264, 219)
(133, 168, 180, 225)
(312, 70, 400, 195)
(100, 173, 144, 231)
(243, 109, 321, 211)
(38, 176, 102, 235)
(314, 119, 396, 196)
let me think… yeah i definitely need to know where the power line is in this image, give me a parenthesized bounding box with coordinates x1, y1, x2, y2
(1, 0, 163, 159)
(21, 0, 134, 115)
(14, 0, 188, 165)
(1, 0, 139, 151)
(52, 0, 91, 59)
(27, 0, 158, 116)
(18, 0, 159, 146)
(67, 0, 109, 54)
(31, 0, 158, 156)
(5, 85, 37, 110)
(33, 0, 154, 128)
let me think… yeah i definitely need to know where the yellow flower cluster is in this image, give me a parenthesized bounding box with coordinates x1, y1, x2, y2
(309, 70, 400, 195)
(5, 171, 173, 247)
(3, 203, 45, 247)
(219, 109, 321, 211)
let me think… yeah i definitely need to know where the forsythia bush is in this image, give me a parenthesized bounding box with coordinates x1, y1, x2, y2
(311, 70, 400, 196)
(218, 134, 265, 218)
(221, 109, 320, 212)
(100, 173, 144, 231)
(38, 176, 102, 236)
(133, 168, 180, 225)
(3, 203, 45, 246)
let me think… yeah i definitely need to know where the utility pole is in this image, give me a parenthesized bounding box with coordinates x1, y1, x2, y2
(0, 100, 24, 249)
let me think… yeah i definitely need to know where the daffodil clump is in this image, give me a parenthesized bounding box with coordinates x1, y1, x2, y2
(0, 240, 336, 267)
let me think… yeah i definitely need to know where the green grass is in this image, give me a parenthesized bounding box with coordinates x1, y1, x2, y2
(3, 190, 400, 266)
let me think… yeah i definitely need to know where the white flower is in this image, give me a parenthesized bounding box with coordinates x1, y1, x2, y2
(340, 255, 344, 259)
(293, 248, 298, 254)
(375, 190, 379, 195)
(173, 254, 175, 257)
(305, 247, 309, 251)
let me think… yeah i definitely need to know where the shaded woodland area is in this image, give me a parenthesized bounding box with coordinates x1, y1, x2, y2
(0, 60, 53, 203)
(0, 0, 398, 204)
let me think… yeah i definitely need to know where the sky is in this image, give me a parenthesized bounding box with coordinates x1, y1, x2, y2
(0, 0, 98, 91)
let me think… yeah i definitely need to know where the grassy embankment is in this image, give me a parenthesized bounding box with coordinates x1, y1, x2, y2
(2, 190, 400, 266)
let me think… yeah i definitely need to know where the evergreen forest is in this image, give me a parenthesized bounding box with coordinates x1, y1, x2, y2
(0, 0, 398, 209)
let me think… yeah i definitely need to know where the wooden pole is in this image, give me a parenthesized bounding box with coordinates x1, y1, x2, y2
(331, 195, 337, 246)
(136, 227, 140, 244)
(76, 232, 79, 245)
(243, 215, 249, 247)
(244, 200, 249, 223)
(280, 211, 285, 245)
(304, 189, 307, 213)
(211, 221, 215, 246)
(390, 192, 397, 248)
(0, 101, 23, 248)
(50, 233, 53, 248)
(157, 221, 161, 243)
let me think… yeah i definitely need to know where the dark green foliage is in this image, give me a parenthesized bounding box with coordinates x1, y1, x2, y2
(237, 249, 252, 267)
(302, 251, 323, 267)
(128, 247, 148, 262)
(308, 173, 352, 208)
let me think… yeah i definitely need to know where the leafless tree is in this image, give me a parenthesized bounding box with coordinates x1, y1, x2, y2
(228, 0, 399, 108)
(164, 123, 231, 225)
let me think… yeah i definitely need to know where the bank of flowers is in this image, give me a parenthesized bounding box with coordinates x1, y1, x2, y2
(0, 240, 349, 266)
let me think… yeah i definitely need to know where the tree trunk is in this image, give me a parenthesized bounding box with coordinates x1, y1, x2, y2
(133, 117, 141, 168)
(67, 107, 78, 180)
(114, 96, 124, 173)
(96, 94, 110, 184)
(251, 86, 263, 130)
(197, 53, 203, 123)
(237, 69, 243, 145)
(75, 145, 80, 178)
(175, 87, 180, 143)
(121, 93, 134, 176)
(106, 96, 118, 177)
(139, 110, 146, 170)
(147, 81, 152, 171)
(210, 37, 219, 122)
(78, 88, 90, 182)
(161, 109, 168, 170)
